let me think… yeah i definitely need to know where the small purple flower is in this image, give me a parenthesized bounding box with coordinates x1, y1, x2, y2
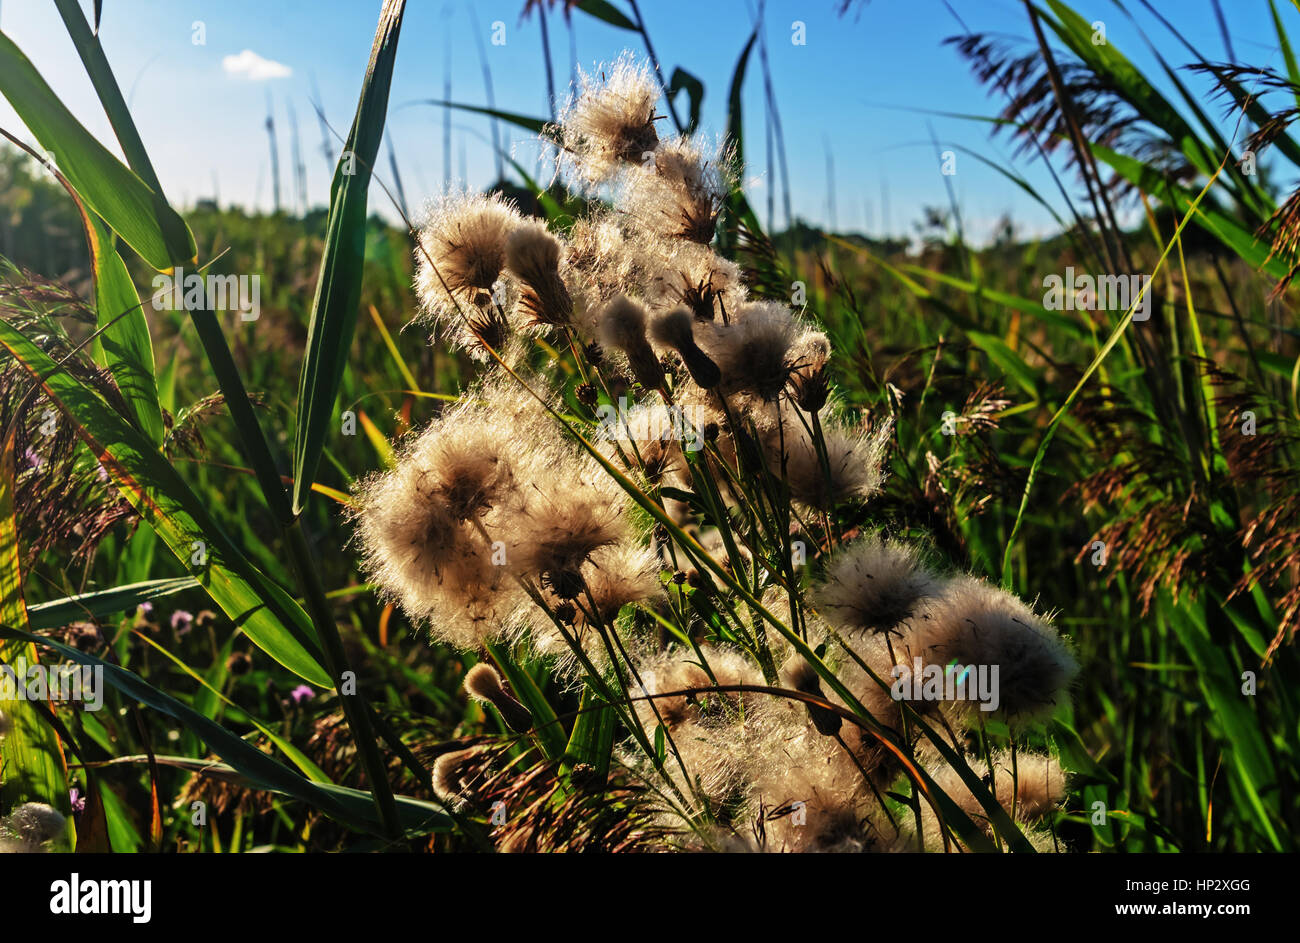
(20, 447, 43, 471)
(69, 787, 86, 815)
(136, 601, 154, 616)
(289, 684, 315, 705)
(170, 610, 194, 636)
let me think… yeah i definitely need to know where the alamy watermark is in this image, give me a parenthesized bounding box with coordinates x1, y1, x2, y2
(1043, 267, 1150, 321)
(0, 656, 103, 711)
(595, 397, 708, 453)
(890, 658, 1000, 712)
(151, 266, 260, 321)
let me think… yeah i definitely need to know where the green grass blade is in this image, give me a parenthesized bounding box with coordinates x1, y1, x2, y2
(52, 0, 195, 269)
(0, 319, 331, 687)
(292, 0, 406, 515)
(417, 99, 552, 136)
(85, 214, 164, 444)
(0, 628, 450, 837)
(27, 577, 199, 630)
(1000, 152, 1226, 587)
(574, 0, 638, 31)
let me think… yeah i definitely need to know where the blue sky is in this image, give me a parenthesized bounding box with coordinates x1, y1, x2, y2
(0, 0, 1290, 243)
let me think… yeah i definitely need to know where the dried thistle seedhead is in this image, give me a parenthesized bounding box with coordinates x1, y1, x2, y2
(565, 215, 666, 327)
(0, 802, 66, 853)
(414, 191, 522, 356)
(630, 136, 733, 244)
(351, 398, 530, 647)
(505, 219, 573, 327)
(559, 55, 661, 185)
(598, 296, 664, 390)
(912, 752, 1066, 850)
(644, 239, 746, 322)
(649, 307, 720, 388)
(761, 407, 891, 511)
(816, 536, 944, 637)
(432, 748, 482, 806)
(779, 654, 843, 737)
(712, 301, 801, 401)
(904, 576, 1078, 724)
(787, 331, 833, 412)
(576, 543, 662, 626)
(464, 663, 534, 733)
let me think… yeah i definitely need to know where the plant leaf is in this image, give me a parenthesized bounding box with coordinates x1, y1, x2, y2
(574, 0, 637, 31)
(27, 577, 199, 630)
(0, 29, 194, 269)
(0, 430, 71, 816)
(0, 319, 331, 687)
(292, 0, 406, 515)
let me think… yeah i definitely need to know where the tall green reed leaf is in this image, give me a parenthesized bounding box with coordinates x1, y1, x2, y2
(0, 319, 332, 687)
(292, 0, 406, 515)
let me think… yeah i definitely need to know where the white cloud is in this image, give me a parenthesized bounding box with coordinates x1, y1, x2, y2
(222, 49, 292, 81)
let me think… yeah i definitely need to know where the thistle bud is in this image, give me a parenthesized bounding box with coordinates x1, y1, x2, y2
(464, 663, 534, 733)
(650, 307, 721, 389)
(599, 297, 664, 391)
(782, 656, 842, 737)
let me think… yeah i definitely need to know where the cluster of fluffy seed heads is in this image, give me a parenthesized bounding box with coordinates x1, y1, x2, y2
(368, 57, 1079, 854)
(414, 191, 523, 358)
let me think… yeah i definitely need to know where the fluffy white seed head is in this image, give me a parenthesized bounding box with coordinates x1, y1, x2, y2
(816, 535, 944, 637)
(559, 55, 661, 186)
